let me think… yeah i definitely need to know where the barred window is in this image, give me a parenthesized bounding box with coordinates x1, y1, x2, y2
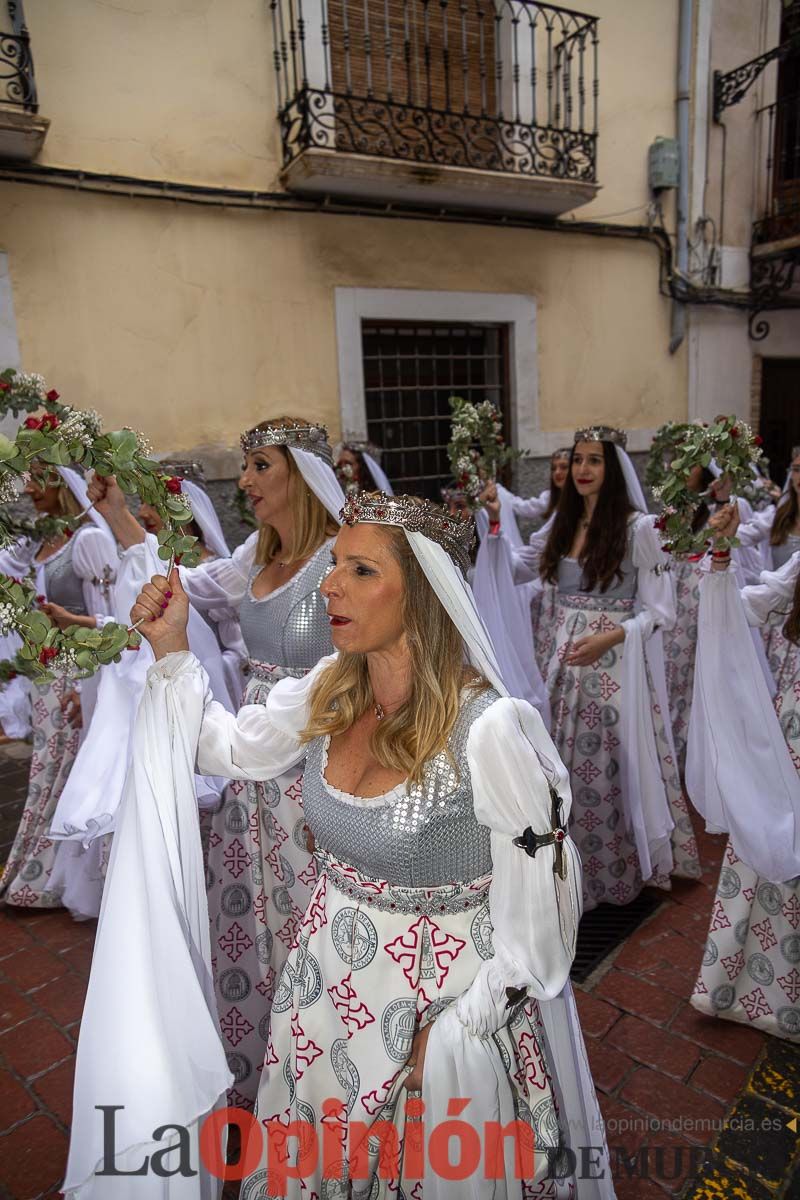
(362, 320, 511, 500)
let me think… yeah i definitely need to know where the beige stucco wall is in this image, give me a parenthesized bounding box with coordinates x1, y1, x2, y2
(0, 181, 683, 455)
(3, 0, 692, 457)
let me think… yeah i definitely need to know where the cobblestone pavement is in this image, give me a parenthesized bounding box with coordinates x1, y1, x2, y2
(0, 744, 797, 1199)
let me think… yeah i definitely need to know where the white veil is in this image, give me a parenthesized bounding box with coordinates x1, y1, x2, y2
(290, 447, 345, 522)
(615, 445, 648, 513)
(180, 479, 230, 559)
(362, 451, 394, 496)
(57, 466, 115, 542)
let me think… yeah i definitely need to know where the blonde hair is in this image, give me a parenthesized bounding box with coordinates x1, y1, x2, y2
(300, 519, 488, 785)
(250, 418, 338, 566)
(57, 483, 84, 519)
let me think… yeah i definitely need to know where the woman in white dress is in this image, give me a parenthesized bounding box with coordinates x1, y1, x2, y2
(43, 465, 241, 920)
(161, 419, 345, 1110)
(482, 427, 699, 911)
(0, 466, 116, 908)
(85, 490, 613, 1199)
(687, 503, 800, 1041)
(662, 462, 715, 773)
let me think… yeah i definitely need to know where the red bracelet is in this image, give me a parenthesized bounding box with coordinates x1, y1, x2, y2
(489, 520, 501, 535)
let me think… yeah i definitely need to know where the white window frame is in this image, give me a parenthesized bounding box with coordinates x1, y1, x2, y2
(335, 287, 541, 454)
(335, 287, 656, 455)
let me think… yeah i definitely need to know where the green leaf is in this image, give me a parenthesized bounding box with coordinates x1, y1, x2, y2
(0, 434, 17, 461)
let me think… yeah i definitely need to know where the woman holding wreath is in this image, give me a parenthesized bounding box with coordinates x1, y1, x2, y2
(66, 490, 613, 1199)
(481, 426, 700, 910)
(686, 502, 800, 1041)
(0, 465, 117, 909)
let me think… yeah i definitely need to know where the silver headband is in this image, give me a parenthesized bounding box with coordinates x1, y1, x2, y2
(573, 425, 628, 449)
(240, 420, 333, 466)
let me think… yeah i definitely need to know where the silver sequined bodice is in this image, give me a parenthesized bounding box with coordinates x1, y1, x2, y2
(42, 538, 87, 615)
(773, 534, 800, 570)
(238, 541, 333, 668)
(302, 686, 500, 887)
(557, 539, 636, 600)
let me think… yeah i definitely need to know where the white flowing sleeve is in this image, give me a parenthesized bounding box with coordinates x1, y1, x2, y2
(740, 552, 800, 627)
(449, 698, 581, 1038)
(737, 505, 774, 549)
(71, 526, 118, 619)
(627, 512, 676, 641)
(686, 567, 800, 882)
(146, 649, 338, 780)
(509, 489, 549, 523)
(482, 528, 543, 585)
(179, 530, 258, 616)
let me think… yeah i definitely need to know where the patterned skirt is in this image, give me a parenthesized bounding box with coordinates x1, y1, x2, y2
(663, 558, 704, 773)
(206, 660, 317, 1109)
(691, 638, 800, 1041)
(548, 594, 700, 911)
(691, 845, 800, 1041)
(0, 674, 80, 908)
(242, 849, 574, 1199)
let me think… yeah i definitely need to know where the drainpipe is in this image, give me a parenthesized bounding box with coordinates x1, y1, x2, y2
(670, 0, 693, 354)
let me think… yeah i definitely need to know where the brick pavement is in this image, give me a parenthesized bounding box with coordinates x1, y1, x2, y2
(0, 743, 797, 1198)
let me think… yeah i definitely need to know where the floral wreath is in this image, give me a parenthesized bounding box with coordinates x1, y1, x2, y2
(0, 368, 201, 680)
(446, 396, 522, 511)
(652, 415, 764, 558)
(645, 421, 694, 491)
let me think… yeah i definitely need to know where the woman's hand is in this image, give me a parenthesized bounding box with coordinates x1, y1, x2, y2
(404, 1021, 434, 1092)
(131, 568, 190, 659)
(87, 472, 128, 519)
(480, 481, 501, 526)
(566, 628, 624, 668)
(60, 689, 82, 728)
(39, 602, 96, 632)
(707, 501, 739, 543)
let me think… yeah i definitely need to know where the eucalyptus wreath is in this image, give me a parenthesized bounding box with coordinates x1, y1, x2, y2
(645, 422, 694, 490)
(0, 368, 201, 680)
(446, 396, 523, 511)
(653, 415, 764, 557)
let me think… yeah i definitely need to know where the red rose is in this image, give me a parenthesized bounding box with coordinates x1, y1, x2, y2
(0, 381, 10, 392)
(7, 670, 16, 681)
(174, 554, 183, 565)
(654, 515, 667, 532)
(165, 476, 182, 494)
(730, 427, 739, 438)
(65, 528, 73, 540)
(46, 390, 60, 402)
(38, 646, 58, 665)
(663, 543, 673, 553)
(24, 417, 41, 430)
(755, 434, 763, 446)
(36, 594, 46, 604)
(41, 413, 60, 430)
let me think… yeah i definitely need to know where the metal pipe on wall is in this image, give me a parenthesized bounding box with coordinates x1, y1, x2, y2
(670, 0, 694, 354)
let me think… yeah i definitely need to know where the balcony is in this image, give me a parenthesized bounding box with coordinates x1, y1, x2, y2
(271, 0, 600, 215)
(0, 1, 48, 160)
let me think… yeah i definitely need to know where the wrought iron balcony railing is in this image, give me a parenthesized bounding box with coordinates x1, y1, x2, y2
(753, 89, 800, 246)
(0, 1, 37, 112)
(270, 0, 598, 184)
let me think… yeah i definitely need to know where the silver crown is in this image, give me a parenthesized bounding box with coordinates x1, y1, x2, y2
(552, 447, 572, 460)
(573, 425, 628, 449)
(341, 437, 383, 463)
(157, 459, 206, 486)
(341, 491, 475, 576)
(240, 420, 333, 465)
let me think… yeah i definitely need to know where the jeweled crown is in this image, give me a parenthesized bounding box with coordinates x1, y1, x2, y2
(341, 491, 475, 576)
(573, 425, 628, 449)
(240, 420, 333, 465)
